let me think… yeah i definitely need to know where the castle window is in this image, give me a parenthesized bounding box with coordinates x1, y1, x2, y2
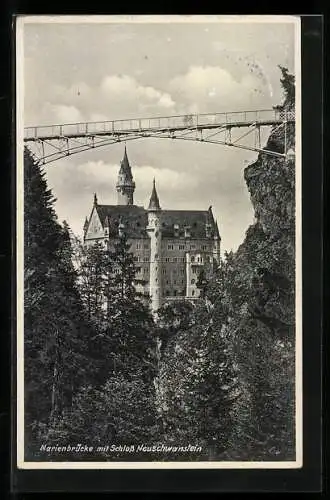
(179, 244, 185, 250)
(166, 290, 170, 296)
(184, 226, 191, 238)
(205, 224, 212, 237)
(168, 244, 174, 250)
(197, 257, 200, 263)
(134, 256, 139, 262)
(191, 256, 195, 263)
(192, 290, 195, 296)
(144, 268, 148, 274)
(173, 257, 177, 263)
(192, 268, 197, 274)
(165, 257, 170, 262)
(174, 280, 177, 285)
(144, 257, 148, 262)
(181, 279, 185, 284)
(162, 269, 166, 275)
(191, 245, 196, 250)
(136, 267, 141, 273)
(191, 279, 195, 284)
(174, 290, 177, 296)
(166, 280, 169, 285)
(202, 245, 207, 250)
(181, 257, 185, 263)
(180, 269, 184, 275)
(136, 222, 141, 227)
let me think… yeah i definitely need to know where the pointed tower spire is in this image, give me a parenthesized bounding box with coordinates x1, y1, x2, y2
(122, 145, 129, 169)
(148, 178, 161, 211)
(116, 147, 135, 205)
(146, 178, 162, 314)
(93, 193, 98, 206)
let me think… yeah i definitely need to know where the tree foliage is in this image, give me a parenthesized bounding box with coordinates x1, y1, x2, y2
(24, 149, 96, 455)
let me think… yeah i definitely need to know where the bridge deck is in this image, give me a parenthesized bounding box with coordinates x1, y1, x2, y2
(24, 108, 295, 142)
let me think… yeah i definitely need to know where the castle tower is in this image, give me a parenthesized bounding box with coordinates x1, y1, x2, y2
(185, 252, 193, 298)
(116, 146, 135, 205)
(213, 221, 221, 264)
(146, 179, 162, 314)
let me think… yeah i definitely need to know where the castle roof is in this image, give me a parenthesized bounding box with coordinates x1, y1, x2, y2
(95, 204, 218, 239)
(118, 146, 133, 182)
(96, 204, 148, 238)
(148, 179, 161, 211)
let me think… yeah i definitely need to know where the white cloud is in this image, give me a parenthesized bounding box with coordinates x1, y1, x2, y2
(100, 74, 175, 111)
(37, 103, 84, 125)
(28, 74, 176, 126)
(73, 160, 198, 196)
(170, 65, 272, 113)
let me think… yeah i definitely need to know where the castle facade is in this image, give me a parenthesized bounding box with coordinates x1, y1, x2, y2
(83, 148, 221, 312)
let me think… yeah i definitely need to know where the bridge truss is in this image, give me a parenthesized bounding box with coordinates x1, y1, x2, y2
(24, 108, 295, 165)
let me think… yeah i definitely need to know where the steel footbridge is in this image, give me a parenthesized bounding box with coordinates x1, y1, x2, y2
(24, 108, 295, 165)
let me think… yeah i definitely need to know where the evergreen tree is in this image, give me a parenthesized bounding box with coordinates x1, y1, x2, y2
(104, 232, 157, 384)
(24, 149, 96, 455)
(45, 231, 158, 451)
(278, 65, 295, 109)
(156, 298, 238, 460)
(72, 237, 111, 327)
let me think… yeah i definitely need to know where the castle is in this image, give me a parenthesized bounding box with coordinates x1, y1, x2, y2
(83, 148, 221, 313)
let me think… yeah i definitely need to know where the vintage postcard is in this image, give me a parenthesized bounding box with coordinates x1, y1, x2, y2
(16, 14, 302, 469)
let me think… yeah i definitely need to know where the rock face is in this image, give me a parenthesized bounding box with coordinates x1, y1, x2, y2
(239, 116, 295, 339)
(224, 96, 296, 460)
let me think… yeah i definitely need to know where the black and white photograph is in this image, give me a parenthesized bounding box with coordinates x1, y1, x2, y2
(16, 15, 301, 468)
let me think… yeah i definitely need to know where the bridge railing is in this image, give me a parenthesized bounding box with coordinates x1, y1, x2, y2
(24, 108, 294, 141)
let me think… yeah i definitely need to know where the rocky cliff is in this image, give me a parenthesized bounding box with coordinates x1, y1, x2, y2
(222, 70, 296, 460)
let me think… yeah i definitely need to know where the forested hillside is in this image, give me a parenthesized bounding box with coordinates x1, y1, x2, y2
(24, 67, 296, 461)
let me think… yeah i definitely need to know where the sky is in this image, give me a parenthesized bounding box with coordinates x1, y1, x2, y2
(23, 16, 296, 252)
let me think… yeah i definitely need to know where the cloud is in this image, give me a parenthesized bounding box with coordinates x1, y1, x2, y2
(26, 74, 176, 126)
(35, 102, 85, 125)
(71, 160, 198, 199)
(100, 74, 175, 112)
(169, 65, 272, 113)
